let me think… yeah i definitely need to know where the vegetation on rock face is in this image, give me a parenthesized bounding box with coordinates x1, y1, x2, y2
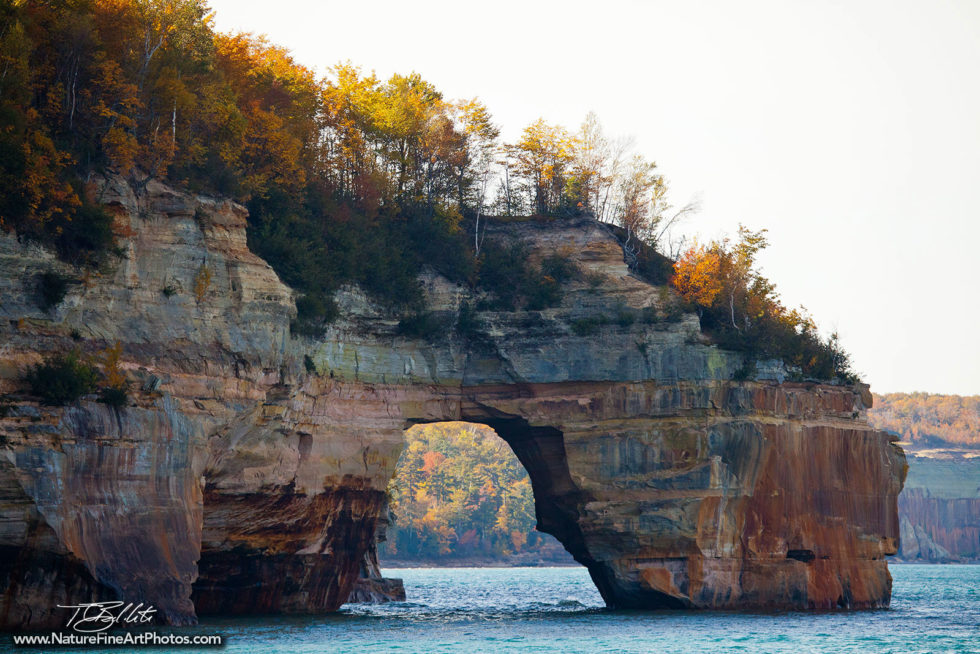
(1, 1, 855, 380)
(382, 422, 563, 561)
(474, 241, 579, 312)
(192, 262, 212, 303)
(25, 350, 98, 405)
(37, 270, 73, 311)
(97, 341, 129, 407)
(24, 343, 130, 408)
(396, 312, 449, 342)
(869, 393, 980, 449)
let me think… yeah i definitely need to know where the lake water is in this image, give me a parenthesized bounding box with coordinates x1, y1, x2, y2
(6, 564, 978, 653)
(206, 564, 977, 653)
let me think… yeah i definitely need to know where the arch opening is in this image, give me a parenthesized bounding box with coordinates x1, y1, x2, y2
(377, 421, 578, 568)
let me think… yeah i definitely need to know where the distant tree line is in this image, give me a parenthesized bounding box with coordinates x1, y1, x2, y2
(381, 422, 561, 561)
(869, 393, 980, 449)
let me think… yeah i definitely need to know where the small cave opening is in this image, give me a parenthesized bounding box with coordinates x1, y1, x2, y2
(786, 549, 816, 563)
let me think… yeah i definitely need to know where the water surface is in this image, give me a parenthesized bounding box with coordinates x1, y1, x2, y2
(6, 564, 977, 653)
(203, 564, 979, 653)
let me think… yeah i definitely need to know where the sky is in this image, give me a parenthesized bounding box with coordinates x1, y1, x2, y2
(207, 0, 980, 396)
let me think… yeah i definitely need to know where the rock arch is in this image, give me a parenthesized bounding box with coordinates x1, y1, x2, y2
(190, 372, 906, 618)
(0, 177, 906, 627)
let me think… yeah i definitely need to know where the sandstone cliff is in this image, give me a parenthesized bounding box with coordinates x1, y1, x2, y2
(897, 453, 979, 562)
(0, 176, 906, 627)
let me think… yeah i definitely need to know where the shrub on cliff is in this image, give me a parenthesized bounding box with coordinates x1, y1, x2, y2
(51, 201, 117, 266)
(97, 341, 129, 409)
(24, 351, 98, 405)
(571, 316, 609, 336)
(37, 271, 72, 311)
(476, 241, 578, 311)
(397, 312, 450, 341)
(98, 386, 128, 408)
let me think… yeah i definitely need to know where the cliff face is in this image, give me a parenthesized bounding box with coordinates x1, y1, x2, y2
(0, 177, 906, 627)
(897, 454, 979, 562)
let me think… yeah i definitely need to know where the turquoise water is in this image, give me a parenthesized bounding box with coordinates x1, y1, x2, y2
(6, 564, 978, 653)
(210, 564, 979, 653)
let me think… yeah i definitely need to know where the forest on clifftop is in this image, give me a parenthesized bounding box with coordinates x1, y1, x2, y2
(2, 0, 852, 382)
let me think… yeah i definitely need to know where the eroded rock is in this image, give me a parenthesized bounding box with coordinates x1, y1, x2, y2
(0, 176, 906, 626)
(897, 454, 979, 562)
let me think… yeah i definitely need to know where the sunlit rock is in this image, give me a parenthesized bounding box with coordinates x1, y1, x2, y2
(0, 176, 906, 627)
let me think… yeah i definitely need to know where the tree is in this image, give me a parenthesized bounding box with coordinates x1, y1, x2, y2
(453, 99, 499, 254)
(614, 154, 661, 264)
(214, 33, 319, 199)
(671, 225, 853, 381)
(509, 118, 576, 215)
(93, 0, 214, 181)
(319, 62, 382, 200)
(374, 72, 444, 201)
(723, 225, 769, 329)
(571, 110, 609, 214)
(672, 243, 723, 309)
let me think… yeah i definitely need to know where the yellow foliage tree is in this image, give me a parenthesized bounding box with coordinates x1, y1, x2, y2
(672, 244, 723, 308)
(193, 262, 211, 302)
(510, 118, 577, 215)
(101, 341, 126, 390)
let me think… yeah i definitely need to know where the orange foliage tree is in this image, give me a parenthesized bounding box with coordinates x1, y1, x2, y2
(671, 226, 855, 382)
(384, 422, 543, 560)
(672, 244, 723, 309)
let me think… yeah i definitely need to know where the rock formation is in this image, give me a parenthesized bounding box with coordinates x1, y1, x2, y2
(0, 176, 906, 627)
(346, 510, 405, 603)
(897, 453, 979, 562)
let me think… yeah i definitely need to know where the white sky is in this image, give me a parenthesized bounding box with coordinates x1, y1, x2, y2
(207, 0, 980, 396)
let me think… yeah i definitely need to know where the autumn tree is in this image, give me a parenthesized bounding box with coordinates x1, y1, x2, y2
(672, 243, 723, 310)
(318, 63, 382, 202)
(570, 111, 609, 214)
(384, 422, 544, 560)
(613, 154, 660, 264)
(89, 0, 215, 181)
(98, 340, 129, 407)
(672, 225, 855, 382)
(213, 33, 317, 200)
(721, 225, 768, 329)
(673, 225, 770, 331)
(453, 99, 499, 253)
(509, 118, 577, 215)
